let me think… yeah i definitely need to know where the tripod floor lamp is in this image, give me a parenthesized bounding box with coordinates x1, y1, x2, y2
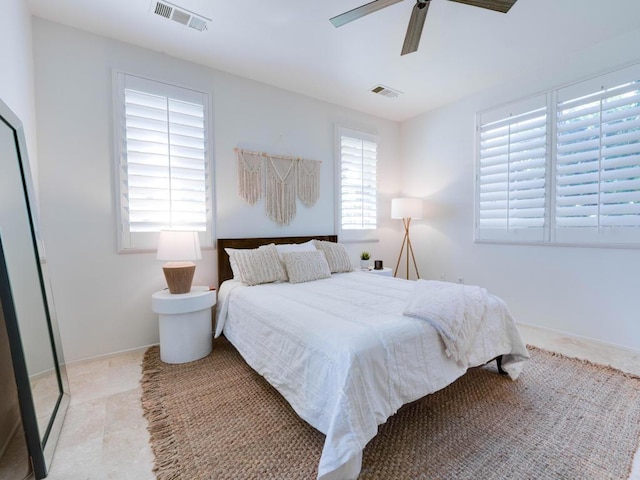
(392, 197, 422, 280)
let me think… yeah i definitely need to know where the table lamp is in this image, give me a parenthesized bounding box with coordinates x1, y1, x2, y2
(156, 230, 202, 294)
(391, 197, 422, 280)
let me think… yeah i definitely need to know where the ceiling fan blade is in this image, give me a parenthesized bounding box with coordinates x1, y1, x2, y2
(330, 0, 405, 28)
(447, 0, 517, 14)
(401, 0, 430, 56)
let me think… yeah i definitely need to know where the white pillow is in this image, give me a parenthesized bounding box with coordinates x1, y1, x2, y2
(274, 240, 317, 260)
(226, 250, 241, 279)
(273, 241, 317, 281)
(313, 240, 353, 273)
(282, 250, 331, 284)
(224, 244, 287, 286)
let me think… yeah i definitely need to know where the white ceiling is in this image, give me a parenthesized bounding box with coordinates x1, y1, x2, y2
(27, 0, 640, 122)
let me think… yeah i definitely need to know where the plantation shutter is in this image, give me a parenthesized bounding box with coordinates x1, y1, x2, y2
(476, 96, 547, 242)
(339, 128, 378, 233)
(115, 73, 212, 251)
(555, 65, 640, 245)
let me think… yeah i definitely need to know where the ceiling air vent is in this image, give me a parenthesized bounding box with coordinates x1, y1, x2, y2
(370, 84, 402, 99)
(154, 2, 172, 19)
(151, 1, 211, 32)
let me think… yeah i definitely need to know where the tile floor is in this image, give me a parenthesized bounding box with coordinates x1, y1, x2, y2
(42, 324, 640, 480)
(44, 349, 154, 480)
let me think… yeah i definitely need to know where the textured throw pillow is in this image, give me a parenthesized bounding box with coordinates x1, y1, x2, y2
(313, 240, 353, 273)
(224, 244, 287, 286)
(274, 241, 317, 281)
(227, 251, 241, 279)
(282, 250, 331, 284)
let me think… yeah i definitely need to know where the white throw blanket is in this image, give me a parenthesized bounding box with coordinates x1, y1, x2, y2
(403, 280, 489, 364)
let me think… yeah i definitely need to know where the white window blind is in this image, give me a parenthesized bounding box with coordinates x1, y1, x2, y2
(114, 73, 212, 251)
(477, 97, 547, 242)
(555, 77, 640, 244)
(476, 62, 640, 247)
(337, 127, 378, 236)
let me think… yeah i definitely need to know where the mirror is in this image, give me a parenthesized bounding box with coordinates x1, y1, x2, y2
(0, 98, 69, 478)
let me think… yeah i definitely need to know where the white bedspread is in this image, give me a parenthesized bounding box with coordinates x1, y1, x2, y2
(215, 272, 529, 479)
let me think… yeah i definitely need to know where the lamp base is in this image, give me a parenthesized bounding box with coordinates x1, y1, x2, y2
(162, 262, 196, 294)
(393, 218, 421, 280)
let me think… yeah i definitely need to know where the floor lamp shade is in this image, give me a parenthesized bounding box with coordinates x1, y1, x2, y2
(157, 230, 202, 294)
(391, 198, 422, 280)
(391, 197, 422, 219)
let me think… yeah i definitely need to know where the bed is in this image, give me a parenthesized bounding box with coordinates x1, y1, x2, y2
(215, 236, 529, 480)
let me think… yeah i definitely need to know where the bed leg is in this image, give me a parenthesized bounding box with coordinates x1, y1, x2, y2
(496, 355, 508, 376)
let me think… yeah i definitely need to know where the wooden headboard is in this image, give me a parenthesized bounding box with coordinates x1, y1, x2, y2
(216, 235, 338, 287)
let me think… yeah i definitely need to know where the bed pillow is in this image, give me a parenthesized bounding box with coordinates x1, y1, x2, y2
(225, 245, 274, 280)
(274, 241, 318, 281)
(274, 240, 317, 259)
(224, 244, 287, 286)
(227, 251, 241, 279)
(313, 240, 353, 273)
(282, 250, 331, 284)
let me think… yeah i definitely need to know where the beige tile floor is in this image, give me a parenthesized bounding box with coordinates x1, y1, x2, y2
(42, 324, 640, 480)
(44, 349, 154, 480)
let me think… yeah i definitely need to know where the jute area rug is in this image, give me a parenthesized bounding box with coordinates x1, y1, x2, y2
(141, 336, 640, 480)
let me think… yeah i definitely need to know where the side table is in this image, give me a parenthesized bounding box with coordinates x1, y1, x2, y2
(365, 267, 393, 277)
(151, 286, 216, 364)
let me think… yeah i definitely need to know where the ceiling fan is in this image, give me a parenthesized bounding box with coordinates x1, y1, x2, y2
(330, 0, 518, 56)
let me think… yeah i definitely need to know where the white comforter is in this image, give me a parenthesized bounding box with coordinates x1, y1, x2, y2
(215, 272, 529, 479)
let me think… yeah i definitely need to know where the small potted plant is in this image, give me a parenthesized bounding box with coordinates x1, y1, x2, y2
(360, 251, 371, 270)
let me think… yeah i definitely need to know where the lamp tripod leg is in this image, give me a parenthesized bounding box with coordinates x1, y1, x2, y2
(394, 217, 421, 280)
(405, 219, 410, 279)
(406, 235, 420, 279)
(393, 232, 408, 277)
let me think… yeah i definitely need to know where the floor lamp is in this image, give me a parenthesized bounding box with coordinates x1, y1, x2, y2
(392, 198, 422, 280)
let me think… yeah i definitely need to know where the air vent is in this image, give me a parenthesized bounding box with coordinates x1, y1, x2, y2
(151, 1, 211, 32)
(370, 84, 402, 98)
(188, 16, 208, 32)
(154, 2, 172, 19)
(171, 9, 191, 26)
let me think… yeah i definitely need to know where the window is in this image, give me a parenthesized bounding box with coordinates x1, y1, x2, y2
(476, 63, 640, 247)
(555, 73, 640, 244)
(336, 126, 378, 240)
(477, 96, 548, 243)
(114, 72, 212, 251)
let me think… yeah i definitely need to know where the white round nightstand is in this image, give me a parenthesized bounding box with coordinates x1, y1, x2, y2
(366, 267, 393, 277)
(151, 286, 216, 364)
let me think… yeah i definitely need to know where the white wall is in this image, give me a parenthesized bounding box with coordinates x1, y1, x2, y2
(0, 0, 38, 176)
(0, 0, 31, 424)
(32, 18, 402, 362)
(1, 0, 56, 373)
(402, 27, 640, 352)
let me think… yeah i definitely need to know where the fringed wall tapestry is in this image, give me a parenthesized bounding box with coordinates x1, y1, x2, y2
(235, 148, 321, 226)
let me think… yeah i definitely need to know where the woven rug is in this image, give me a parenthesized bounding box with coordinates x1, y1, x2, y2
(141, 337, 640, 480)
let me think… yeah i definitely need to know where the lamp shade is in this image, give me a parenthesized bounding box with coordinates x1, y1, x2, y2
(156, 230, 202, 261)
(391, 198, 422, 219)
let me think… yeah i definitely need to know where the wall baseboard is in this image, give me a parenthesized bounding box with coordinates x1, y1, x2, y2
(517, 322, 640, 376)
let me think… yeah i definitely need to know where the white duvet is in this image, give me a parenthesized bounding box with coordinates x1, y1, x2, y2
(215, 272, 529, 479)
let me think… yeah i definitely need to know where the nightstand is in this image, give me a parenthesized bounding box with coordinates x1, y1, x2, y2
(366, 267, 393, 277)
(151, 286, 216, 364)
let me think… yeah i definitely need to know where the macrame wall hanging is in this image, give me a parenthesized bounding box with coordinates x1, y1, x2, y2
(235, 148, 321, 226)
